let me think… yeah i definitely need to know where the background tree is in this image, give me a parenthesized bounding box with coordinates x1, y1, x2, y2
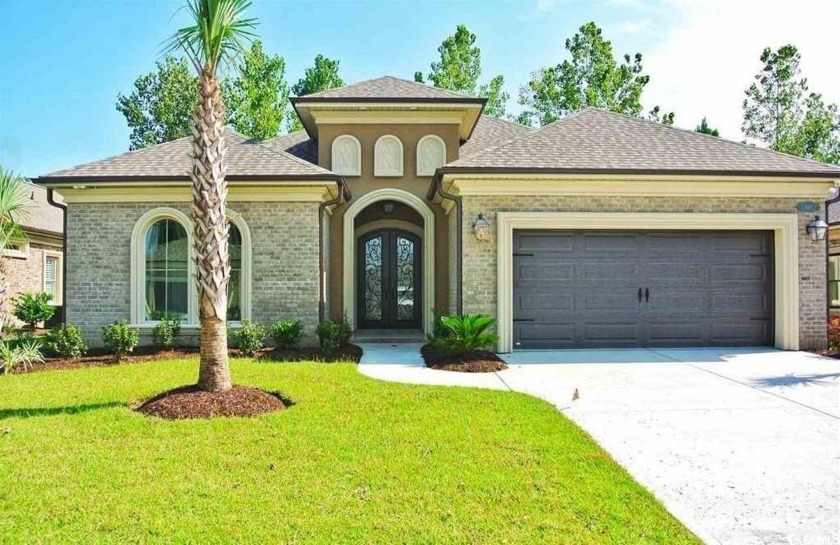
(286, 54, 344, 132)
(223, 40, 288, 140)
(518, 22, 671, 126)
(165, 0, 256, 392)
(0, 168, 29, 333)
(696, 117, 720, 136)
(116, 57, 197, 150)
(647, 105, 675, 126)
(742, 44, 840, 163)
(417, 24, 511, 119)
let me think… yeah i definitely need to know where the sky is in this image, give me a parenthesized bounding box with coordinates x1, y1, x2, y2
(1, 0, 838, 177)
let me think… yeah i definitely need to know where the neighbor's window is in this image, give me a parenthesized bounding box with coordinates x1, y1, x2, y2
(144, 219, 189, 321)
(228, 223, 242, 321)
(830, 256, 840, 308)
(43, 254, 62, 304)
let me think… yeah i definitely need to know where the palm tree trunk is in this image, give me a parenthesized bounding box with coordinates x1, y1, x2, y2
(191, 69, 231, 392)
(0, 258, 7, 335)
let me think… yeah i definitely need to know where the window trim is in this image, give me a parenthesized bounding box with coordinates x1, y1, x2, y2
(130, 208, 252, 327)
(2, 240, 30, 259)
(829, 255, 840, 309)
(43, 250, 63, 305)
(374, 134, 404, 177)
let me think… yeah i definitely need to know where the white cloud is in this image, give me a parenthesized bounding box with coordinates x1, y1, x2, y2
(643, 0, 840, 140)
(609, 19, 654, 34)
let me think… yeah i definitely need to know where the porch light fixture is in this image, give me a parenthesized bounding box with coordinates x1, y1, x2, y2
(473, 213, 491, 241)
(805, 215, 828, 242)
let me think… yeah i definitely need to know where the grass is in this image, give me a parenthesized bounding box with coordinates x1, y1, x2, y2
(0, 359, 698, 544)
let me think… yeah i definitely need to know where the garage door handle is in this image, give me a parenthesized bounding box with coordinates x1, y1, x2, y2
(513, 318, 534, 322)
(645, 288, 649, 302)
(638, 288, 642, 302)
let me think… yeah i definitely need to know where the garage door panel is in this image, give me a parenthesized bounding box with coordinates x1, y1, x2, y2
(512, 230, 773, 349)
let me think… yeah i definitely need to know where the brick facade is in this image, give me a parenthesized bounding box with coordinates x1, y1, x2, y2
(2, 240, 62, 327)
(66, 201, 321, 347)
(459, 195, 828, 351)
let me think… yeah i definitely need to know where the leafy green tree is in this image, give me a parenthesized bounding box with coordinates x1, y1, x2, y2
(647, 106, 675, 126)
(743, 44, 840, 164)
(286, 54, 345, 132)
(116, 57, 197, 150)
(418, 24, 511, 118)
(165, 0, 257, 392)
(223, 40, 288, 140)
(696, 117, 720, 136)
(518, 22, 671, 126)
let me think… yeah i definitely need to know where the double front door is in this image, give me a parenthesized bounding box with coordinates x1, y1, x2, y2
(357, 229, 421, 329)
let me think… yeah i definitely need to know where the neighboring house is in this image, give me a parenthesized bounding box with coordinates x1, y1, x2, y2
(1, 181, 64, 327)
(36, 76, 840, 350)
(827, 201, 840, 318)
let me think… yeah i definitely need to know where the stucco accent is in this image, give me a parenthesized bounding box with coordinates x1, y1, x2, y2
(374, 135, 404, 177)
(416, 135, 446, 176)
(331, 134, 361, 176)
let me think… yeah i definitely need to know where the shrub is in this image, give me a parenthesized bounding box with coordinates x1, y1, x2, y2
(46, 323, 88, 359)
(430, 314, 498, 355)
(152, 315, 181, 349)
(233, 320, 265, 357)
(271, 319, 303, 349)
(316, 316, 352, 353)
(12, 292, 55, 330)
(102, 320, 139, 362)
(0, 339, 44, 374)
(428, 309, 451, 341)
(829, 318, 840, 352)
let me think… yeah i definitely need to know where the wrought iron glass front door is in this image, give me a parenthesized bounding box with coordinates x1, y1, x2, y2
(357, 229, 421, 329)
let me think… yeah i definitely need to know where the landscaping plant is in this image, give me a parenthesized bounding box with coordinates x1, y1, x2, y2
(46, 323, 88, 359)
(0, 339, 44, 374)
(233, 320, 265, 357)
(102, 321, 140, 362)
(316, 317, 352, 354)
(829, 318, 840, 352)
(271, 319, 303, 349)
(12, 292, 55, 331)
(432, 314, 498, 354)
(152, 315, 182, 349)
(0, 168, 30, 334)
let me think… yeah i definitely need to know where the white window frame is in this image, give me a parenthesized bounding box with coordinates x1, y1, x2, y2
(374, 134, 404, 177)
(130, 207, 252, 327)
(331, 134, 362, 176)
(830, 255, 840, 309)
(416, 134, 446, 176)
(43, 250, 63, 305)
(2, 240, 30, 258)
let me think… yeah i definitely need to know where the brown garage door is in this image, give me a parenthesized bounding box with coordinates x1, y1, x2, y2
(512, 230, 774, 349)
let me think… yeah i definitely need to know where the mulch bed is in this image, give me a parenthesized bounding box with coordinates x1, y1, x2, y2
(136, 385, 288, 419)
(421, 344, 508, 373)
(260, 344, 363, 363)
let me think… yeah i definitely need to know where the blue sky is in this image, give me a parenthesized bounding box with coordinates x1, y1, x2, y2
(1, 0, 838, 177)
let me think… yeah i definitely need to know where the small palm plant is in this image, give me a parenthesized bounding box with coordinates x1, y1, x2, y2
(0, 168, 30, 334)
(434, 314, 499, 354)
(165, 0, 256, 391)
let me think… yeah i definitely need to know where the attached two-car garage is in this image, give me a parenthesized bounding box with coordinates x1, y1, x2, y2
(512, 230, 774, 349)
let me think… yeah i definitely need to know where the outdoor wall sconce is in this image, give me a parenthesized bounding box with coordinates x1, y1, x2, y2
(806, 215, 828, 242)
(473, 213, 491, 241)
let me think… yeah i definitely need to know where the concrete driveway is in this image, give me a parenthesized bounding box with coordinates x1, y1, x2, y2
(359, 346, 840, 545)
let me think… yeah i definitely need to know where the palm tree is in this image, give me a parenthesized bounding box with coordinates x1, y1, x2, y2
(166, 0, 256, 391)
(0, 168, 30, 334)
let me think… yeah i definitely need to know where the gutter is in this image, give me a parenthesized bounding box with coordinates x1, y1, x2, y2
(428, 172, 462, 315)
(319, 178, 352, 322)
(45, 188, 68, 324)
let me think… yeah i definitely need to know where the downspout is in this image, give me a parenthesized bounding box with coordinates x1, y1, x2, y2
(428, 173, 463, 315)
(46, 188, 68, 324)
(319, 178, 351, 322)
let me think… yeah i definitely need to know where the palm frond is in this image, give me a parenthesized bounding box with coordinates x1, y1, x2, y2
(163, 0, 257, 75)
(0, 168, 31, 251)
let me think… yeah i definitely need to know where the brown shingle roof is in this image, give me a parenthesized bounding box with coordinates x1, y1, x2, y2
(40, 129, 337, 180)
(264, 131, 318, 164)
(459, 115, 535, 158)
(446, 108, 840, 177)
(298, 76, 478, 101)
(19, 181, 63, 236)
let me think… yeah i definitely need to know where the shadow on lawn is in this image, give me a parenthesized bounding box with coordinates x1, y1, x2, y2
(751, 372, 840, 389)
(0, 402, 125, 420)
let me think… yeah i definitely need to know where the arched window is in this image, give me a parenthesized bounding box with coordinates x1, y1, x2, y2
(144, 218, 189, 321)
(416, 135, 446, 176)
(374, 135, 404, 177)
(331, 134, 361, 176)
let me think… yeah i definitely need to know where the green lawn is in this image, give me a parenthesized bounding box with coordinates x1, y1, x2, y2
(0, 360, 698, 544)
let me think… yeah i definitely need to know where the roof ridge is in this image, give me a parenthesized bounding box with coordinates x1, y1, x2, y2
(382, 75, 473, 98)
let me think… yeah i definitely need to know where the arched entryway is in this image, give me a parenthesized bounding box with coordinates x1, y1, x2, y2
(343, 188, 435, 334)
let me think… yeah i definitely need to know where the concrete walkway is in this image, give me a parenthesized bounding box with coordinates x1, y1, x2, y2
(358, 345, 840, 545)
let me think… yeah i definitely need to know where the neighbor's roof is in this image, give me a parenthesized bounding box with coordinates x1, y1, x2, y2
(19, 182, 63, 236)
(295, 75, 482, 101)
(444, 108, 840, 178)
(38, 129, 338, 181)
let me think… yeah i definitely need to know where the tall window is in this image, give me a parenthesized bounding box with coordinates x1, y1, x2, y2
(43, 254, 61, 304)
(830, 256, 840, 308)
(228, 223, 242, 321)
(144, 219, 189, 320)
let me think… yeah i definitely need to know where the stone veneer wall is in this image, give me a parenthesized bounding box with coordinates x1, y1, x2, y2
(66, 201, 321, 346)
(460, 195, 827, 350)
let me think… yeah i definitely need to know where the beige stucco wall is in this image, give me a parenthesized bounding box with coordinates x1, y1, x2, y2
(460, 195, 828, 351)
(320, 123, 457, 322)
(66, 201, 321, 346)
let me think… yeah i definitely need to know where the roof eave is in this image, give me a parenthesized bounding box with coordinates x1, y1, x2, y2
(436, 166, 840, 179)
(34, 174, 343, 185)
